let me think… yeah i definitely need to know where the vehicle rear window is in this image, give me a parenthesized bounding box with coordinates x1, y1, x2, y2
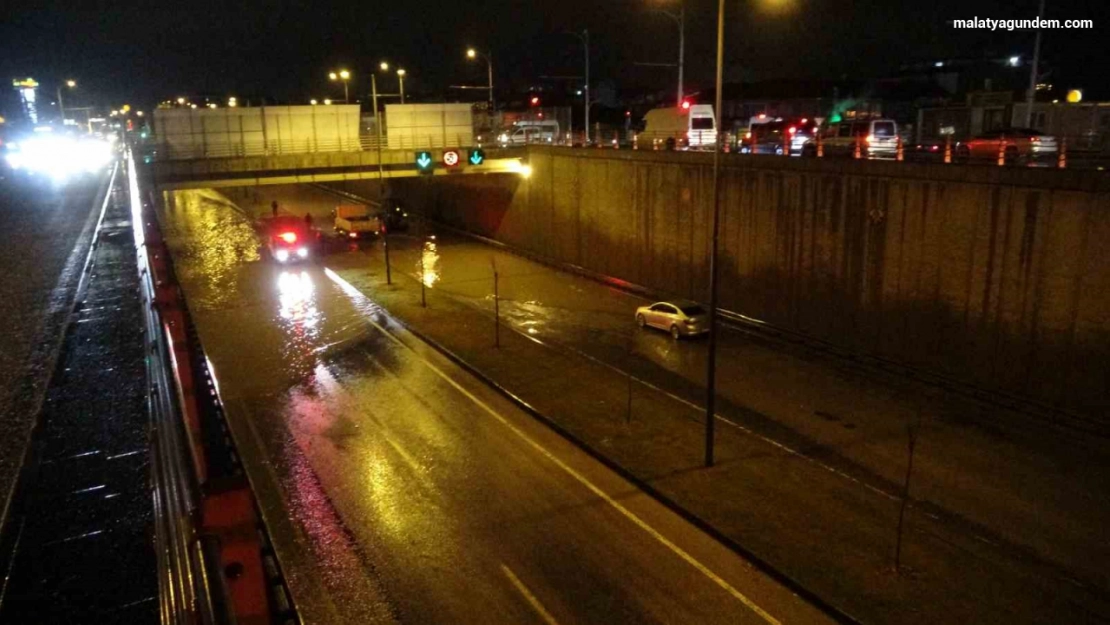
(691, 118, 714, 130)
(679, 305, 706, 316)
(873, 121, 895, 137)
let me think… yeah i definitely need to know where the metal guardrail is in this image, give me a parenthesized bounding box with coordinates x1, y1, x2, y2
(128, 147, 298, 625)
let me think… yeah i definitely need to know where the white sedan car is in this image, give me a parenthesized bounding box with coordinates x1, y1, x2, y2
(635, 299, 710, 339)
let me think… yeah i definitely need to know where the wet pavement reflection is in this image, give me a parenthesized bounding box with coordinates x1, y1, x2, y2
(158, 188, 823, 625)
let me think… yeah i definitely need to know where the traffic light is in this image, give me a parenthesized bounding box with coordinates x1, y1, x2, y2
(415, 151, 434, 174)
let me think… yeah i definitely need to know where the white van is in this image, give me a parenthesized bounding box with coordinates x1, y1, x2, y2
(498, 120, 561, 146)
(641, 104, 717, 149)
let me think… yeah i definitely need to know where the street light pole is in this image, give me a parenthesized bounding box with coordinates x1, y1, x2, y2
(582, 30, 590, 145)
(467, 48, 495, 111)
(677, 4, 685, 106)
(1023, 0, 1047, 127)
(372, 72, 391, 284)
(56, 80, 75, 123)
(397, 69, 406, 104)
(704, 0, 725, 468)
(486, 52, 495, 111)
(566, 30, 590, 144)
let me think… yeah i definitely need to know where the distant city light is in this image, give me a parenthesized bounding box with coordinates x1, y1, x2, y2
(935, 61, 945, 68)
(310, 99, 318, 105)
(1009, 56, 1020, 67)
(177, 97, 186, 105)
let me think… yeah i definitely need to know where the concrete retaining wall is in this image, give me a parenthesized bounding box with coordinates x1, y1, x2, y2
(387, 147, 1110, 418)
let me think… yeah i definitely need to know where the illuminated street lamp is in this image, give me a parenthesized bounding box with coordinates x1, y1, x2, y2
(329, 69, 351, 103)
(466, 47, 494, 110)
(177, 97, 186, 105)
(57, 79, 77, 122)
(228, 96, 238, 108)
(323, 98, 332, 105)
(397, 69, 407, 104)
(310, 98, 318, 105)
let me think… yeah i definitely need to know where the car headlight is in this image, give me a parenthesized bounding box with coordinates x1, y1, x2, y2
(297, 247, 309, 258)
(275, 249, 290, 262)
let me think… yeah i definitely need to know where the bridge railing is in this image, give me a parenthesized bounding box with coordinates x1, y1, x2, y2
(129, 146, 299, 624)
(146, 133, 481, 161)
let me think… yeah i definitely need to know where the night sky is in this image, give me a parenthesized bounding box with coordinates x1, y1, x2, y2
(1, 0, 1107, 112)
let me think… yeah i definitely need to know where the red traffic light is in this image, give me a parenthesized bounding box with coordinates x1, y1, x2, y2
(530, 96, 540, 106)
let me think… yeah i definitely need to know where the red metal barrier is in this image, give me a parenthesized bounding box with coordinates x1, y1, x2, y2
(135, 161, 276, 624)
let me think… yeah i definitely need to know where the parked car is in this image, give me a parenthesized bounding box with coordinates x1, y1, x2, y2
(810, 118, 899, 159)
(956, 128, 1058, 164)
(635, 299, 710, 339)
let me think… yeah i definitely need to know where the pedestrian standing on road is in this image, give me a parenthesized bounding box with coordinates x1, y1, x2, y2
(271, 201, 279, 218)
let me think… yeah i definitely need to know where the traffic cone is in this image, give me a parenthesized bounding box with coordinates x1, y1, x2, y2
(817, 133, 824, 158)
(853, 136, 862, 159)
(1058, 137, 1067, 169)
(944, 135, 952, 164)
(997, 139, 1006, 166)
(896, 136, 904, 161)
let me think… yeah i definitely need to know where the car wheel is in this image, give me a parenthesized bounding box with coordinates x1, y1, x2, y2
(636, 314, 646, 329)
(670, 325, 681, 340)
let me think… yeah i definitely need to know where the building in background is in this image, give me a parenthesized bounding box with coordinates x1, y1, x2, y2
(12, 78, 39, 125)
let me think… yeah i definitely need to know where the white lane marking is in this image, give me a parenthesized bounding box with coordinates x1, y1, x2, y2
(324, 268, 783, 625)
(500, 564, 561, 625)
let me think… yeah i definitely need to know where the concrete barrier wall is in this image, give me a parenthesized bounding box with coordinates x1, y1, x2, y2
(392, 147, 1110, 417)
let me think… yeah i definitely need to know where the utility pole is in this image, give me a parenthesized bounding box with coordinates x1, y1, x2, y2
(1023, 0, 1047, 128)
(704, 0, 725, 468)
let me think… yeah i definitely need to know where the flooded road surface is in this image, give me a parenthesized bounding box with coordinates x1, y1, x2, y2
(158, 189, 833, 625)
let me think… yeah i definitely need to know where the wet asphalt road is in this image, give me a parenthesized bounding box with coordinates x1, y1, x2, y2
(158, 189, 833, 625)
(0, 168, 108, 526)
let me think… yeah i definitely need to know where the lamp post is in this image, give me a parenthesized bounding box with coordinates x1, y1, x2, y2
(466, 48, 495, 111)
(370, 66, 392, 284)
(566, 30, 590, 144)
(329, 69, 351, 103)
(397, 69, 406, 104)
(57, 79, 76, 123)
(1023, 0, 1047, 128)
(653, 2, 686, 106)
(704, 0, 726, 468)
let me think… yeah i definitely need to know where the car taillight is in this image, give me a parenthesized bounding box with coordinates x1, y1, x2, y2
(787, 126, 796, 135)
(1031, 136, 1040, 142)
(349, 232, 357, 238)
(279, 232, 297, 244)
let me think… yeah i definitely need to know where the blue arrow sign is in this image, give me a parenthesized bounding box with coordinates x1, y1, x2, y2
(468, 149, 485, 165)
